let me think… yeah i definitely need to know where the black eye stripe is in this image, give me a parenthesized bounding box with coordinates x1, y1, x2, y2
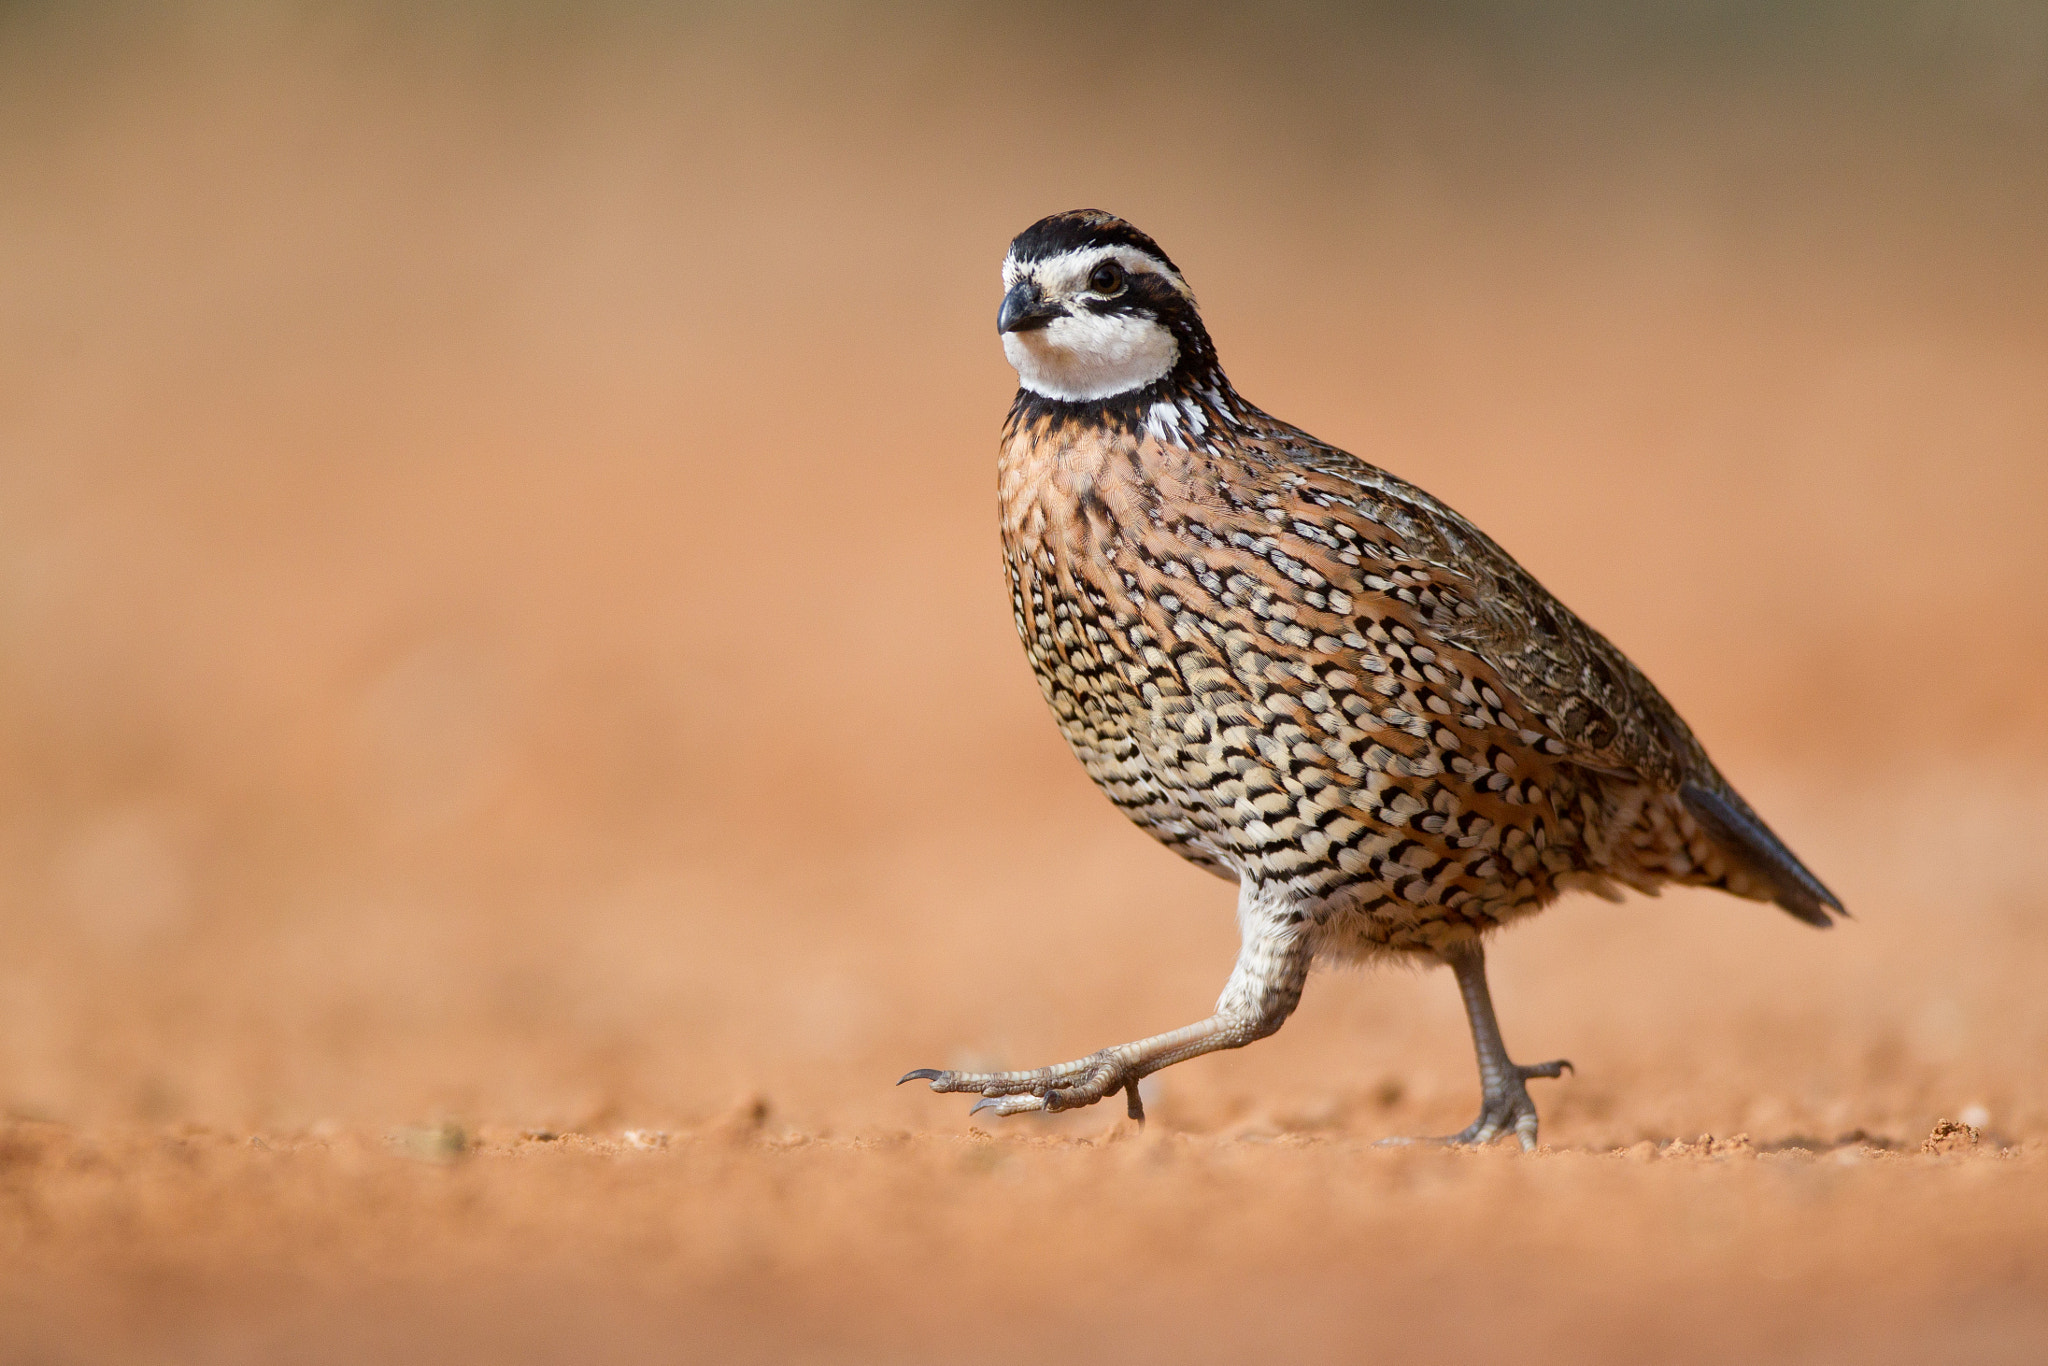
(1077, 268, 1181, 317)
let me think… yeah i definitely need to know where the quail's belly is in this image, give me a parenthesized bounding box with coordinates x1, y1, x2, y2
(999, 425, 1613, 957)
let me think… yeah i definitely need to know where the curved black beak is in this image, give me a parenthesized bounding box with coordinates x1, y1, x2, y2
(998, 280, 1065, 334)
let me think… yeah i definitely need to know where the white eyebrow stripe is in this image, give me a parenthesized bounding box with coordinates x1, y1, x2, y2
(1002, 244, 1189, 297)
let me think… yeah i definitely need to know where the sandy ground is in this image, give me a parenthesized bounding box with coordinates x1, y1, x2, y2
(4, 1116, 2045, 1365)
(3, 8, 2047, 1362)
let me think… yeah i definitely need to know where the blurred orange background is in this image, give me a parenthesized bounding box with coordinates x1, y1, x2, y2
(2, 4, 2046, 1361)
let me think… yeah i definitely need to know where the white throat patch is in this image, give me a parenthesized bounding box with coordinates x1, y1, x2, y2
(1003, 311, 1179, 402)
(1001, 245, 1184, 402)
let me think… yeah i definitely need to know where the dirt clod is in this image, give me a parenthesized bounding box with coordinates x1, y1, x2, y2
(1922, 1119, 1984, 1156)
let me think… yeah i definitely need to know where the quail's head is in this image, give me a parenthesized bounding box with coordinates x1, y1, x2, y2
(998, 210, 1215, 403)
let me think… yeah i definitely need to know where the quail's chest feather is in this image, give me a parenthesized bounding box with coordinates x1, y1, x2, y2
(998, 415, 1608, 931)
(999, 422, 1408, 822)
(1000, 448, 1148, 753)
(999, 423, 1446, 756)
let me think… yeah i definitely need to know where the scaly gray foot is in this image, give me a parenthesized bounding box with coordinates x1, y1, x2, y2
(898, 1051, 1146, 1120)
(1381, 1058, 1572, 1152)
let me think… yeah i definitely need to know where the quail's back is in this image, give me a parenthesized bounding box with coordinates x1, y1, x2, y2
(904, 210, 1841, 1146)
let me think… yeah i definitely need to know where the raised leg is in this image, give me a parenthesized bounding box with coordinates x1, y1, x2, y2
(900, 881, 1310, 1119)
(1390, 938, 1571, 1151)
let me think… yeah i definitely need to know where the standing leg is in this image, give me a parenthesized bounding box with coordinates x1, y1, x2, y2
(900, 881, 1311, 1119)
(1386, 938, 1571, 1151)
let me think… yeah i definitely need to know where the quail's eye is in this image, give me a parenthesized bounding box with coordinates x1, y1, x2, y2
(1088, 261, 1126, 295)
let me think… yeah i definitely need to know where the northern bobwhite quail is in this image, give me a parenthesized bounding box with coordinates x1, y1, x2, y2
(902, 210, 1842, 1148)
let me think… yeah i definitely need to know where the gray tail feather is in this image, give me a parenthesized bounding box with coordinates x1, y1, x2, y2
(1679, 782, 1845, 929)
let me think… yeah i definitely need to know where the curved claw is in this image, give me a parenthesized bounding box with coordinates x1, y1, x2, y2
(898, 1069, 944, 1086)
(1522, 1059, 1573, 1080)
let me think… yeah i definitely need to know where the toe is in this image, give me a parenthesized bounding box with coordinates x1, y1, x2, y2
(901, 1050, 1132, 1113)
(1449, 1115, 1499, 1146)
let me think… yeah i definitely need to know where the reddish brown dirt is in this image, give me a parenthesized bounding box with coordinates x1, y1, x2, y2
(2, 11, 2046, 1363)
